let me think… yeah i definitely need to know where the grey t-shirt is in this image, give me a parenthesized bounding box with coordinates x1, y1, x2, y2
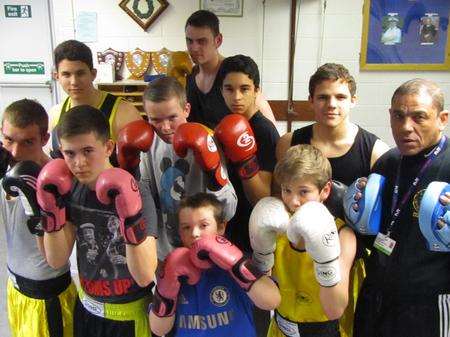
(0, 185, 69, 281)
(140, 134, 237, 260)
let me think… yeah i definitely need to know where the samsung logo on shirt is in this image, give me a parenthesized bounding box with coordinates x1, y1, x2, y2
(178, 310, 234, 330)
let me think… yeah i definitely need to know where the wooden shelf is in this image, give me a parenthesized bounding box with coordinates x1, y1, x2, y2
(108, 91, 143, 97)
(97, 82, 147, 113)
(96, 80, 147, 86)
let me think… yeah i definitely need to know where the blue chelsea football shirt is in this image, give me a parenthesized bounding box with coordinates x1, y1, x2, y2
(174, 266, 256, 337)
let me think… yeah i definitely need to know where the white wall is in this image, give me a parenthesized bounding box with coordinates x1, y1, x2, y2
(0, 0, 56, 114)
(50, 0, 450, 146)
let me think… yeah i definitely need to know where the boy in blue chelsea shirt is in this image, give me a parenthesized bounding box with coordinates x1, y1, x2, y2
(149, 192, 280, 336)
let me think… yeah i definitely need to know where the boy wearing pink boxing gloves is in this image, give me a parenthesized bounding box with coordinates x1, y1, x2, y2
(36, 105, 158, 337)
(149, 192, 280, 337)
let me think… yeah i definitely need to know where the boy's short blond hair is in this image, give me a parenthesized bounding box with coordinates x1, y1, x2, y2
(274, 144, 331, 189)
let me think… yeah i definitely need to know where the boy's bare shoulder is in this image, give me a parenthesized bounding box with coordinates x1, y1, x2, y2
(276, 132, 293, 161)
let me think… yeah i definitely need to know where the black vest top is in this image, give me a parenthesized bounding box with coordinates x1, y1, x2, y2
(291, 124, 378, 186)
(186, 65, 230, 129)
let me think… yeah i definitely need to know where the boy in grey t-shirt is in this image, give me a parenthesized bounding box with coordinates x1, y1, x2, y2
(0, 99, 77, 337)
(119, 76, 237, 259)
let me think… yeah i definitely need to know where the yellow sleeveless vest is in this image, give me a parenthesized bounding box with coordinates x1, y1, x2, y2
(54, 91, 121, 140)
(272, 218, 365, 337)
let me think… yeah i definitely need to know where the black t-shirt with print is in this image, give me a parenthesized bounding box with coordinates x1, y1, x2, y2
(68, 179, 157, 303)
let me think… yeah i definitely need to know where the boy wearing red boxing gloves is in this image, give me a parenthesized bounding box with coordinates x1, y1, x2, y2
(215, 54, 280, 253)
(117, 76, 237, 260)
(149, 193, 280, 336)
(37, 105, 158, 337)
(214, 54, 280, 336)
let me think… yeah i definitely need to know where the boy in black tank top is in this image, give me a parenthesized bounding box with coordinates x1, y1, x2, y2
(215, 54, 280, 337)
(215, 55, 280, 252)
(184, 10, 275, 128)
(276, 63, 389, 186)
(276, 63, 389, 337)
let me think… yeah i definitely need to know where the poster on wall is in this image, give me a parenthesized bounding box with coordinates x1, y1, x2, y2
(200, 0, 243, 17)
(75, 12, 97, 42)
(360, 0, 450, 70)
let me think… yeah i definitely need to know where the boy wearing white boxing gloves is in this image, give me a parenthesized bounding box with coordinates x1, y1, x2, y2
(149, 192, 280, 337)
(250, 144, 357, 337)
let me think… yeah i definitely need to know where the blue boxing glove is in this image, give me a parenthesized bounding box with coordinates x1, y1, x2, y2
(343, 173, 385, 235)
(419, 182, 450, 252)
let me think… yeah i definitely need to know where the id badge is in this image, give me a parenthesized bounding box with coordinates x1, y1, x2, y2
(373, 232, 396, 256)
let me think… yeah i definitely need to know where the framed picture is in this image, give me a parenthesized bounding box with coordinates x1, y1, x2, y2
(199, 0, 243, 17)
(360, 0, 450, 70)
(119, 0, 169, 31)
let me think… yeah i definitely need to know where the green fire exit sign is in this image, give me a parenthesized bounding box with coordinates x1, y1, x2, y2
(4, 62, 44, 75)
(4, 5, 31, 18)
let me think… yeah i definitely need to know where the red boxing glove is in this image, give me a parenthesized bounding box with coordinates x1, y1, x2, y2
(173, 122, 228, 189)
(215, 114, 259, 180)
(190, 235, 263, 291)
(36, 159, 73, 232)
(117, 120, 154, 173)
(152, 247, 202, 317)
(96, 168, 147, 245)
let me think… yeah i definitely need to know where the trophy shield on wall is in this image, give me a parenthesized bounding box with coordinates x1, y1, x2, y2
(125, 48, 151, 80)
(151, 47, 172, 74)
(97, 48, 124, 81)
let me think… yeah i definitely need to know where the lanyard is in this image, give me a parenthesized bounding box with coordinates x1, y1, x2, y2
(387, 136, 447, 236)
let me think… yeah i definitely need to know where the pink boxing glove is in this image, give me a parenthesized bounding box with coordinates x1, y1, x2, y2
(36, 159, 73, 232)
(215, 114, 259, 180)
(152, 247, 202, 317)
(190, 235, 263, 291)
(96, 167, 147, 245)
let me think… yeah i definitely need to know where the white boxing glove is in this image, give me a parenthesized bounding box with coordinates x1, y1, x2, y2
(287, 201, 341, 287)
(249, 197, 290, 272)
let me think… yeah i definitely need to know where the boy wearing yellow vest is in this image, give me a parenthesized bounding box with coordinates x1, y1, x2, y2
(49, 40, 142, 159)
(250, 144, 358, 337)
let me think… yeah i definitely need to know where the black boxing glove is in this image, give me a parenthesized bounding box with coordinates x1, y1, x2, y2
(0, 142, 12, 179)
(324, 180, 347, 220)
(3, 161, 43, 235)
